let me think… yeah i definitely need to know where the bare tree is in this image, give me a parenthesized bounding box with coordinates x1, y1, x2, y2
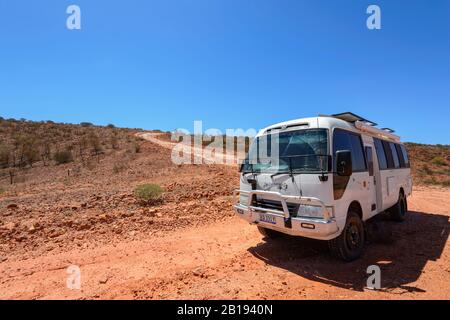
(0, 143, 10, 168)
(88, 132, 102, 163)
(39, 139, 52, 166)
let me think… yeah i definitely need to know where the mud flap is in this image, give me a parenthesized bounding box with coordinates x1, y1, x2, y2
(284, 217, 292, 229)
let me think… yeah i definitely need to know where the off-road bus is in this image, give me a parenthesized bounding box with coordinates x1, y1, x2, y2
(234, 112, 412, 261)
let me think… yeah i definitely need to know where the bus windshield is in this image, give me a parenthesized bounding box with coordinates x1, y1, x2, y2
(241, 129, 329, 174)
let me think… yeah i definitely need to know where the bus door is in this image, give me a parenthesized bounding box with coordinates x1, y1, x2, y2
(365, 145, 380, 218)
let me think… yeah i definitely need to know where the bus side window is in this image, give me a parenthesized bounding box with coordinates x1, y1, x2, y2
(382, 140, 395, 169)
(333, 129, 367, 172)
(400, 145, 410, 168)
(395, 144, 406, 168)
(365, 146, 374, 176)
(389, 142, 400, 168)
(374, 138, 388, 170)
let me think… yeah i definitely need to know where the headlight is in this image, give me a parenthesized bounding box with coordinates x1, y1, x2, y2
(240, 193, 249, 205)
(297, 205, 324, 219)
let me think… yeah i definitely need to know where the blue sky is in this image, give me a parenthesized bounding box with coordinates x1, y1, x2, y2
(0, 0, 449, 144)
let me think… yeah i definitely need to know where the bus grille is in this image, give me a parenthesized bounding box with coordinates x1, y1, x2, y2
(253, 198, 299, 216)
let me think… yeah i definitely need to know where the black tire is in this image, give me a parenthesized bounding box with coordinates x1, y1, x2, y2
(328, 211, 365, 262)
(257, 226, 282, 239)
(389, 192, 407, 222)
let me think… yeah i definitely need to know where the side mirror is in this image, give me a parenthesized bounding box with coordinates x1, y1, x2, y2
(336, 150, 352, 176)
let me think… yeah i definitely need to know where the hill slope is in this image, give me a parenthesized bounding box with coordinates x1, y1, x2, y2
(1, 118, 448, 188)
(405, 142, 449, 187)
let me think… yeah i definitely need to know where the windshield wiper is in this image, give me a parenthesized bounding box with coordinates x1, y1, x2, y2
(288, 157, 295, 182)
(270, 172, 289, 178)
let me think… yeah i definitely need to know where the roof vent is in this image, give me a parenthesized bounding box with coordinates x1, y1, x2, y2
(265, 123, 309, 134)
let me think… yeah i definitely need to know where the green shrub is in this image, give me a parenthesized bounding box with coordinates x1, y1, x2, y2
(431, 156, 447, 166)
(0, 144, 10, 168)
(424, 177, 439, 185)
(88, 132, 102, 155)
(15, 135, 40, 167)
(440, 179, 450, 187)
(110, 133, 119, 149)
(133, 142, 141, 153)
(134, 184, 164, 205)
(421, 164, 432, 175)
(53, 150, 73, 165)
(113, 162, 127, 174)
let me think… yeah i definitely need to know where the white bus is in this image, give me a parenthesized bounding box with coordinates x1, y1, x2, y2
(234, 112, 412, 261)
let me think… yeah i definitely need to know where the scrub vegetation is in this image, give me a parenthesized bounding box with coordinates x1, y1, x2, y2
(405, 142, 450, 187)
(0, 117, 142, 184)
(134, 183, 165, 205)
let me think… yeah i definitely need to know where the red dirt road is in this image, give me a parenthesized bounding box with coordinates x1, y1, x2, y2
(0, 186, 449, 300)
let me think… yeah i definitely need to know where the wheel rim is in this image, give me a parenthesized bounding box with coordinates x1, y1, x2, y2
(346, 222, 361, 251)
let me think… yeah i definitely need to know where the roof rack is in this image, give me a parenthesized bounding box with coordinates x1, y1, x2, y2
(329, 112, 378, 126)
(355, 122, 400, 142)
(322, 112, 400, 142)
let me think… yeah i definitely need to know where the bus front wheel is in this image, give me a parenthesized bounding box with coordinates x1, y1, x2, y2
(328, 211, 365, 262)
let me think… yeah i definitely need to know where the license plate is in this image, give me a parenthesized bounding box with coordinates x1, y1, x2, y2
(259, 213, 277, 224)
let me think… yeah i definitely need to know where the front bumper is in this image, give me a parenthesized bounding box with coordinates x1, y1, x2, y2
(234, 190, 339, 240)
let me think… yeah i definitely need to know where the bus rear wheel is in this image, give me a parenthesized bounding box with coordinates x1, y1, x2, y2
(257, 226, 282, 239)
(389, 192, 407, 222)
(328, 211, 365, 262)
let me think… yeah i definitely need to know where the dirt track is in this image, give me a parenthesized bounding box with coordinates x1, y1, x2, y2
(0, 186, 449, 300)
(137, 132, 238, 165)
